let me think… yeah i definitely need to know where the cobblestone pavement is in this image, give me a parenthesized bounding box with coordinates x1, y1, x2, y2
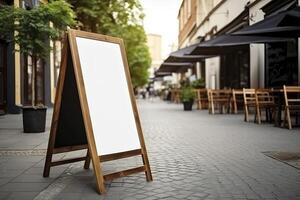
(0, 100, 300, 200)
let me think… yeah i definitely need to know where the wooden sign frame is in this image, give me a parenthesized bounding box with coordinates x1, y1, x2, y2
(43, 29, 152, 194)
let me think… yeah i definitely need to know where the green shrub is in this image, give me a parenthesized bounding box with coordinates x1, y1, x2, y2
(191, 78, 205, 89)
(180, 86, 196, 102)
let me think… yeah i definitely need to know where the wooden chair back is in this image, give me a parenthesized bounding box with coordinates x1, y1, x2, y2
(195, 89, 208, 109)
(255, 89, 275, 124)
(283, 85, 300, 107)
(255, 89, 275, 106)
(208, 89, 231, 114)
(243, 88, 256, 106)
(243, 88, 255, 122)
(171, 89, 181, 103)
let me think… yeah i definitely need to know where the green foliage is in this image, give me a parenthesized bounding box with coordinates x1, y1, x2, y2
(67, 0, 144, 32)
(67, 0, 151, 87)
(0, 0, 75, 58)
(180, 86, 196, 102)
(0, 1, 75, 106)
(117, 25, 150, 87)
(191, 78, 205, 89)
(0, 6, 15, 41)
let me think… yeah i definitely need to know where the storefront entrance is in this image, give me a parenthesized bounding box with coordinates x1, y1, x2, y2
(220, 46, 250, 89)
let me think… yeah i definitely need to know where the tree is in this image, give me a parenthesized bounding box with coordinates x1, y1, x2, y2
(119, 25, 150, 87)
(0, 0, 75, 105)
(67, 0, 151, 88)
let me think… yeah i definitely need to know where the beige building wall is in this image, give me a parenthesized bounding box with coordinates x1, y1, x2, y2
(147, 34, 164, 89)
(248, 0, 271, 88)
(193, 0, 249, 89)
(178, 0, 292, 89)
(147, 34, 162, 71)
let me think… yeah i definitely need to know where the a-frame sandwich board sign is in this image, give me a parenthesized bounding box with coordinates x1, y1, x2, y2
(43, 29, 153, 194)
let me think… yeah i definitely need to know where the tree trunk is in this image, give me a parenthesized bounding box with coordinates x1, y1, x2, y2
(31, 55, 36, 106)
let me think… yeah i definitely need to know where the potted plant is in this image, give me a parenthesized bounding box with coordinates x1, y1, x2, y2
(0, 1, 75, 133)
(180, 86, 196, 111)
(191, 78, 205, 89)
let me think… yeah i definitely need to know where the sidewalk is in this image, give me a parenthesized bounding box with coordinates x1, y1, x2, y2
(0, 100, 300, 200)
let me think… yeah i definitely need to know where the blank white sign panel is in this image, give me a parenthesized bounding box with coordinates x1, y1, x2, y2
(75, 37, 141, 156)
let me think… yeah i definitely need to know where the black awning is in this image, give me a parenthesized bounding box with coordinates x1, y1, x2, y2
(170, 44, 198, 56)
(157, 62, 194, 73)
(154, 71, 172, 78)
(233, 7, 300, 37)
(190, 34, 292, 55)
(164, 44, 210, 62)
(199, 34, 291, 47)
(165, 55, 210, 62)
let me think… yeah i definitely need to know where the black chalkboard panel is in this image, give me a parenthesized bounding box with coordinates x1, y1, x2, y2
(54, 48, 87, 148)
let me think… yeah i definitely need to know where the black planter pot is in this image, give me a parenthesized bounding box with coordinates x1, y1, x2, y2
(22, 107, 47, 133)
(183, 100, 194, 111)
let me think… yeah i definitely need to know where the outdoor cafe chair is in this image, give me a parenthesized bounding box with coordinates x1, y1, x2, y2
(243, 88, 276, 124)
(283, 85, 300, 129)
(195, 89, 208, 110)
(207, 89, 231, 114)
(171, 89, 181, 103)
(255, 89, 276, 124)
(243, 88, 256, 122)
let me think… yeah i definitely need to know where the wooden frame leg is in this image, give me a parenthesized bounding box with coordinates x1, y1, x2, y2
(84, 149, 91, 169)
(244, 105, 249, 122)
(43, 153, 53, 177)
(286, 107, 292, 129)
(141, 151, 152, 182)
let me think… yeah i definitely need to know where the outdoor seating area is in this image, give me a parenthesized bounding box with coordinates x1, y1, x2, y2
(154, 2, 300, 132)
(168, 85, 300, 130)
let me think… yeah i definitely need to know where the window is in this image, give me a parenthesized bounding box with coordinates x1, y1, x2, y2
(180, 10, 184, 30)
(265, 41, 298, 87)
(187, 0, 191, 17)
(184, 0, 188, 23)
(220, 47, 250, 89)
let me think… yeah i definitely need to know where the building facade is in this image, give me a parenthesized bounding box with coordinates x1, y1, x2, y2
(147, 34, 162, 75)
(178, 0, 300, 89)
(0, 0, 59, 114)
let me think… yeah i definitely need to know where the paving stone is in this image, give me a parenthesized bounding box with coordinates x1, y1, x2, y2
(0, 182, 49, 192)
(11, 174, 55, 183)
(0, 100, 300, 199)
(54, 192, 82, 200)
(6, 192, 39, 200)
(0, 192, 10, 200)
(0, 178, 12, 187)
